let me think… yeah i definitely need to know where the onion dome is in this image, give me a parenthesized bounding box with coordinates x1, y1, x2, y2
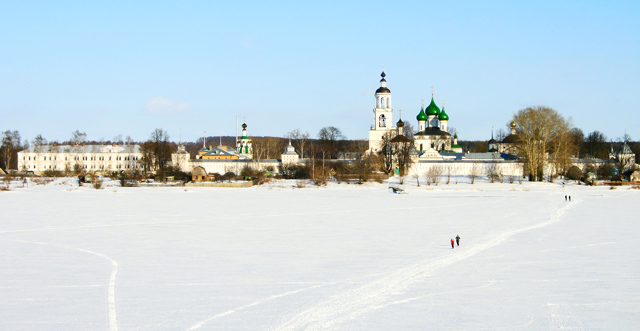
(396, 118, 404, 127)
(510, 121, 516, 128)
(425, 97, 440, 116)
(439, 107, 449, 121)
(241, 123, 248, 139)
(416, 107, 427, 121)
(375, 71, 391, 93)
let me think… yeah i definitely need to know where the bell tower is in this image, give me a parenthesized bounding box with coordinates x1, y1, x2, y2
(368, 71, 395, 153)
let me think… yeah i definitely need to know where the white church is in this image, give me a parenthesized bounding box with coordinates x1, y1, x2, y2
(365, 71, 520, 177)
(368, 71, 463, 156)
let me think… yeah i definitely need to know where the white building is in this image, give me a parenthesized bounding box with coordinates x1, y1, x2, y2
(368, 71, 395, 153)
(18, 144, 144, 174)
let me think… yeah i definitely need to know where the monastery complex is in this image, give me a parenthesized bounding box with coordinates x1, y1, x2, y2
(18, 72, 635, 180)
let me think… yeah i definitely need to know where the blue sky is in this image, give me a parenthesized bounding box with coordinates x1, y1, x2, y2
(1, 1, 638, 143)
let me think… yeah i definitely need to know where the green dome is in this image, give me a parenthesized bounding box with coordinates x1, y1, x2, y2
(439, 107, 449, 121)
(425, 97, 440, 116)
(416, 107, 427, 121)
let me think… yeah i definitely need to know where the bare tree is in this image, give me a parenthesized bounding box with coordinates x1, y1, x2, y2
(253, 137, 286, 160)
(468, 163, 479, 184)
(403, 122, 415, 141)
(1, 130, 21, 171)
(144, 129, 173, 174)
(350, 153, 376, 184)
(32, 134, 47, 152)
(583, 131, 608, 159)
(569, 128, 584, 158)
(318, 126, 345, 159)
(395, 139, 413, 177)
(378, 132, 394, 174)
(505, 163, 517, 183)
(550, 125, 579, 180)
(412, 163, 422, 187)
(425, 165, 442, 185)
(486, 162, 500, 183)
(495, 128, 507, 141)
(290, 129, 309, 158)
(70, 130, 87, 145)
(445, 167, 451, 184)
(447, 127, 458, 138)
(512, 106, 573, 181)
(139, 142, 155, 174)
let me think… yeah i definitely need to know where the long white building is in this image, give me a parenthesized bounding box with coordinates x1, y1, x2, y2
(18, 144, 144, 174)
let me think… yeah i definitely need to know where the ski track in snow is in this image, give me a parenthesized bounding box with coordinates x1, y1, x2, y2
(7, 239, 119, 331)
(271, 198, 580, 331)
(183, 283, 328, 330)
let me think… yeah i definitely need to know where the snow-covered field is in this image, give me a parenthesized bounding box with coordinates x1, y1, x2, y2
(1, 177, 638, 330)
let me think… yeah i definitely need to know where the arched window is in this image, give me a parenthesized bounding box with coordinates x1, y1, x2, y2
(379, 114, 386, 128)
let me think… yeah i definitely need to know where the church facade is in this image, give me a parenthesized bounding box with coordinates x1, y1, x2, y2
(368, 72, 462, 156)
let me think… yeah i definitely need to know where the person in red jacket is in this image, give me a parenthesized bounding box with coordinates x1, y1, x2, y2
(451, 238, 455, 249)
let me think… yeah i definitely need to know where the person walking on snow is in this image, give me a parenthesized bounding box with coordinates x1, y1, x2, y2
(569, 195, 571, 201)
(451, 239, 455, 249)
(565, 195, 567, 201)
(456, 235, 460, 247)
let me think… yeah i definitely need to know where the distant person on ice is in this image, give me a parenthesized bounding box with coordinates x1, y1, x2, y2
(569, 195, 571, 201)
(565, 195, 567, 201)
(451, 239, 455, 249)
(456, 235, 460, 247)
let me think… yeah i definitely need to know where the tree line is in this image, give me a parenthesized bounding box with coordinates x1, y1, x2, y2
(2, 115, 638, 183)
